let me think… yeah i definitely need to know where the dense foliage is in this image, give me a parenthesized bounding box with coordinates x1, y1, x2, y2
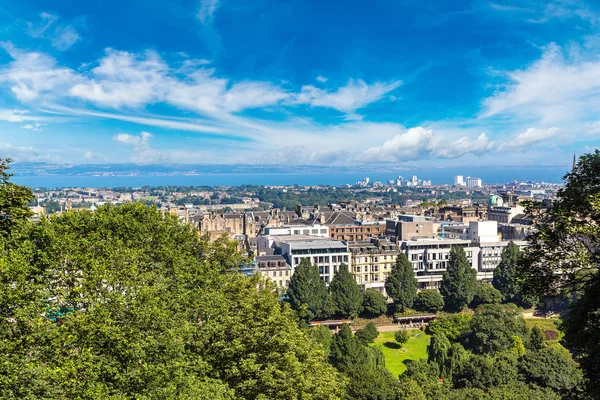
(329, 264, 363, 317)
(385, 253, 418, 312)
(287, 258, 333, 320)
(440, 247, 478, 312)
(492, 242, 535, 308)
(361, 289, 388, 317)
(414, 289, 445, 313)
(519, 150, 600, 397)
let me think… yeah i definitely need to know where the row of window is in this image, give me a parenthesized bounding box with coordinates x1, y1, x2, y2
(293, 255, 349, 265)
(262, 270, 290, 277)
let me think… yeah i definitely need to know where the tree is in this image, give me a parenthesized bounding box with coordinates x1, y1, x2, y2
(427, 332, 451, 377)
(427, 313, 472, 341)
(470, 283, 503, 308)
(519, 347, 584, 395)
(461, 304, 528, 355)
(329, 324, 401, 400)
(529, 326, 544, 351)
(414, 289, 445, 313)
(492, 242, 535, 307)
(355, 322, 379, 345)
(385, 252, 418, 312)
(287, 258, 331, 320)
(440, 247, 478, 312)
(453, 352, 518, 390)
(361, 289, 388, 317)
(395, 330, 409, 346)
(0, 203, 344, 399)
(518, 151, 600, 397)
(0, 158, 33, 237)
(329, 263, 363, 317)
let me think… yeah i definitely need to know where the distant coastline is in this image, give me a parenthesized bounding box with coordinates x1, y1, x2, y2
(11, 162, 569, 189)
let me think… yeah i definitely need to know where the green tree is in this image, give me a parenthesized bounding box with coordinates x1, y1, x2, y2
(385, 253, 418, 312)
(0, 158, 34, 237)
(518, 150, 600, 398)
(427, 332, 451, 377)
(461, 304, 528, 355)
(427, 313, 472, 341)
(492, 242, 535, 307)
(528, 326, 544, 351)
(288, 258, 331, 320)
(308, 324, 334, 360)
(453, 352, 519, 390)
(329, 263, 363, 317)
(395, 330, 409, 346)
(470, 283, 503, 308)
(440, 247, 478, 312)
(0, 204, 344, 399)
(414, 289, 445, 313)
(519, 347, 583, 395)
(361, 289, 388, 317)
(355, 322, 379, 345)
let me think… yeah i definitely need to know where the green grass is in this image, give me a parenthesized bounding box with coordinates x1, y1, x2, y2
(525, 318, 564, 341)
(371, 329, 430, 377)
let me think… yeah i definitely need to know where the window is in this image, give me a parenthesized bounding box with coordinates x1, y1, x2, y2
(279, 271, 282, 277)
(285, 271, 289, 276)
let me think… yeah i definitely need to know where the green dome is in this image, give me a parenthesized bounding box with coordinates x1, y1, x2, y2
(489, 195, 498, 205)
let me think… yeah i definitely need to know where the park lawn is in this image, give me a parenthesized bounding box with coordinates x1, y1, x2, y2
(371, 329, 430, 377)
(525, 318, 564, 341)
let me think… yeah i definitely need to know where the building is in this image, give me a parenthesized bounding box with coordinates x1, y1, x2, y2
(400, 238, 479, 289)
(264, 223, 329, 238)
(385, 215, 435, 241)
(454, 175, 465, 186)
(467, 221, 499, 242)
(476, 240, 527, 281)
(487, 205, 524, 224)
(256, 255, 292, 289)
(257, 235, 350, 283)
(466, 177, 482, 189)
(348, 238, 399, 294)
(329, 221, 386, 241)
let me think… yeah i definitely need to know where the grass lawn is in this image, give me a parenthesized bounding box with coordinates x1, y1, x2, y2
(525, 318, 564, 341)
(371, 329, 430, 377)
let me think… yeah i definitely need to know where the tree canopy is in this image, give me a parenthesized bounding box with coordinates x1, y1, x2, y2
(329, 263, 363, 317)
(0, 200, 343, 399)
(440, 247, 477, 312)
(287, 258, 332, 321)
(384, 252, 418, 312)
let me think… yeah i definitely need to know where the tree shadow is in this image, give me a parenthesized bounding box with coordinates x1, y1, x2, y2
(383, 341, 401, 349)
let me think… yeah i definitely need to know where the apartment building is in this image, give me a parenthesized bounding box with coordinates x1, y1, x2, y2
(257, 235, 350, 283)
(256, 255, 292, 289)
(385, 215, 435, 240)
(400, 238, 479, 289)
(348, 238, 399, 295)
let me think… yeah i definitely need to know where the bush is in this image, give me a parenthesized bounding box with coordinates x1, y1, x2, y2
(362, 289, 388, 317)
(355, 322, 380, 344)
(414, 290, 445, 313)
(395, 330, 409, 345)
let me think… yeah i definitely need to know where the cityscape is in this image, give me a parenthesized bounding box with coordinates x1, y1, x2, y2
(1, 0, 600, 399)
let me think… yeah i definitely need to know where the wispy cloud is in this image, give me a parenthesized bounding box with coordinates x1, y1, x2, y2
(113, 131, 166, 164)
(316, 75, 328, 83)
(197, 0, 220, 24)
(25, 12, 81, 51)
(21, 122, 45, 131)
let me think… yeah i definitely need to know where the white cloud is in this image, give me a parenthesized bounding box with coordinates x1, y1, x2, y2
(292, 79, 402, 114)
(482, 43, 600, 124)
(361, 127, 494, 162)
(21, 122, 45, 131)
(197, 0, 220, 24)
(26, 12, 81, 51)
(0, 42, 80, 101)
(83, 151, 95, 160)
(0, 109, 32, 122)
(113, 131, 166, 164)
(51, 26, 80, 51)
(316, 75, 328, 83)
(0, 142, 42, 161)
(500, 127, 560, 149)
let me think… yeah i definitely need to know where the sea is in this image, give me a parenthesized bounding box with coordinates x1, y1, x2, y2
(12, 165, 570, 189)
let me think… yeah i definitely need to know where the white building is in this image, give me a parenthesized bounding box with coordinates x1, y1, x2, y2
(257, 235, 350, 283)
(400, 238, 479, 289)
(454, 175, 465, 186)
(466, 177, 482, 189)
(264, 224, 329, 238)
(467, 221, 499, 242)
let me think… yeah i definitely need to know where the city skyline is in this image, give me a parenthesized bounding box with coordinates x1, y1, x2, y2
(0, 0, 599, 166)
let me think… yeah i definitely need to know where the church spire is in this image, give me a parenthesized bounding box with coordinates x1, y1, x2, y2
(572, 153, 577, 172)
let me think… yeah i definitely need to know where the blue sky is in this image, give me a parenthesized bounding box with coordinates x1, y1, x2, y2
(0, 0, 599, 166)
